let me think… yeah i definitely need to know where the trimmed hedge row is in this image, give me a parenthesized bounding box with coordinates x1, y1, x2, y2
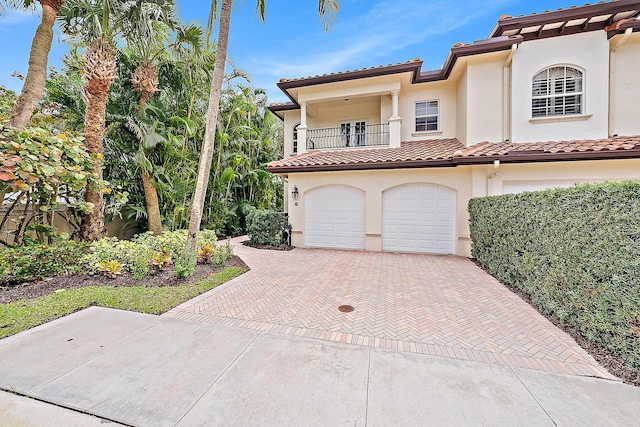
(468, 181, 640, 373)
(246, 208, 287, 246)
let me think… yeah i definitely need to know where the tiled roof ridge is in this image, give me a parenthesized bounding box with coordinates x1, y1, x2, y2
(498, 0, 617, 21)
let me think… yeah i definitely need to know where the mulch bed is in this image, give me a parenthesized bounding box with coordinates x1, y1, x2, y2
(242, 241, 295, 251)
(0, 256, 248, 305)
(471, 258, 640, 387)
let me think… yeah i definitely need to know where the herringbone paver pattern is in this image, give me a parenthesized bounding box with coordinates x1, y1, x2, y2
(164, 237, 615, 379)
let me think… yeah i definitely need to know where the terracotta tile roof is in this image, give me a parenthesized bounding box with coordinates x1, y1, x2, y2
(491, 1, 640, 39)
(267, 138, 465, 170)
(277, 58, 422, 85)
(267, 136, 640, 173)
(498, 0, 638, 20)
(460, 135, 640, 157)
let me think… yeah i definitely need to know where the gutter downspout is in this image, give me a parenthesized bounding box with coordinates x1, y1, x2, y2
(609, 27, 633, 136)
(487, 160, 500, 196)
(502, 44, 518, 143)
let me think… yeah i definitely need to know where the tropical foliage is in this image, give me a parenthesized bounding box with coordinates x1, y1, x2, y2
(1, 0, 285, 249)
(0, 126, 106, 245)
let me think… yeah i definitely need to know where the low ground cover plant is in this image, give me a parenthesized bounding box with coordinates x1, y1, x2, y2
(0, 229, 232, 284)
(0, 241, 89, 284)
(469, 181, 640, 379)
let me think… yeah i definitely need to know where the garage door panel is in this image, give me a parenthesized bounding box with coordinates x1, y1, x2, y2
(305, 186, 366, 250)
(383, 183, 456, 254)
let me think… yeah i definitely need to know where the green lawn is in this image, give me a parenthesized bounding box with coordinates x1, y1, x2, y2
(0, 267, 244, 339)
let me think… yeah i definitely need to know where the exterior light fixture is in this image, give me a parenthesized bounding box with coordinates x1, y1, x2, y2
(292, 185, 299, 200)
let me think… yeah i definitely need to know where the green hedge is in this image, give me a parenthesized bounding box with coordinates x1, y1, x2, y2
(246, 208, 287, 246)
(468, 181, 640, 373)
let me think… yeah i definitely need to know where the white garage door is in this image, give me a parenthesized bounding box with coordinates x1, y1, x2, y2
(305, 186, 366, 250)
(382, 183, 456, 254)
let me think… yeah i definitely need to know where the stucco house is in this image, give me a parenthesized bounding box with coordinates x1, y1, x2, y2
(266, 0, 640, 257)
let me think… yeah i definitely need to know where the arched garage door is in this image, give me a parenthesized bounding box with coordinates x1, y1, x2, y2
(305, 186, 366, 250)
(382, 183, 456, 254)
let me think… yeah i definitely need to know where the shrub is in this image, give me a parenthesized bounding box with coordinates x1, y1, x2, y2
(82, 229, 218, 275)
(213, 239, 234, 266)
(98, 260, 123, 279)
(198, 245, 215, 264)
(0, 240, 89, 284)
(246, 208, 287, 246)
(149, 250, 172, 271)
(174, 250, 196, 279)
(131, 229, 217, 260)
(468, 181, 640, 374)
(0, 126, 108, 245)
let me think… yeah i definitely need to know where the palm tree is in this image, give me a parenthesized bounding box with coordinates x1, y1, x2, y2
(127, 18, 200, 235)
(185, 0, 339, 255)
(58, 0, 177, 241)
(5, 0, 64, 128)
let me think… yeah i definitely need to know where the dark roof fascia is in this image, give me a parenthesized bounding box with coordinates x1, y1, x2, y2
(266, 159, 455, 174)
(454, 149, 640, 165)
(268, 102, 297, 112)
(492, 0, 640, 37)
(518, 21, 618, 41)
(267, 102, 297, 120)
(415, 36, 523, 83)
(607, 18, 640, 38)
(276, 61, 423, 92)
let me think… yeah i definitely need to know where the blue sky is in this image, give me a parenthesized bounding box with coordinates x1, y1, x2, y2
(1, 0, 593, 103)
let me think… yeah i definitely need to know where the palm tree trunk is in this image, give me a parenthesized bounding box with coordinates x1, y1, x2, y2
(79, 38, 117, 241)
(133, 63, 163, 235)
(186, 0, 232, 254)
(9, 0, 64, 128)
(141, 168, 163, 234)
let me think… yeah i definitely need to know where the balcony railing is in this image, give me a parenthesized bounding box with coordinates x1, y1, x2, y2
(306, 123, 389, 150)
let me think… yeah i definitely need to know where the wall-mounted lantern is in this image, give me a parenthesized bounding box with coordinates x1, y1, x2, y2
(292, 185, 299, 200)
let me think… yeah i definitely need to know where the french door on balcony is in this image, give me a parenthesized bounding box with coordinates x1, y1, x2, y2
(339, 120, 366, 147)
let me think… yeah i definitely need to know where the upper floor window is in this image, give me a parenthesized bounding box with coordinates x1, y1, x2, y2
(532, 66, 583, 117)
(292, 123, 299, 153)
(415, 100, 439, 132)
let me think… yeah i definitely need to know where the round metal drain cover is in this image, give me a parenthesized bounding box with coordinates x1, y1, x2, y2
(338, 305, 355, 313)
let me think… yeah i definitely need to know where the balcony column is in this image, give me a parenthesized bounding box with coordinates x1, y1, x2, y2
(388, 90, 402, 148)
(297, 101, 308, 154)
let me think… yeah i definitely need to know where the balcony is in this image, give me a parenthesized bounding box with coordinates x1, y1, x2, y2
(306, 123, 389, 150)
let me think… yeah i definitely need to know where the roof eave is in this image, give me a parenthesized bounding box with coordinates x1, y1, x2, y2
(414, 36, 523, 83)
(265, 149, 640, 174)
(266, 159, 455, 174)
(277, 61, 423, 91)
(455, 149, 640, 165)
(491, 0, 640, 37)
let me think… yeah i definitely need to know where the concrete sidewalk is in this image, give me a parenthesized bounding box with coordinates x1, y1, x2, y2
(0, 307, 638, 427)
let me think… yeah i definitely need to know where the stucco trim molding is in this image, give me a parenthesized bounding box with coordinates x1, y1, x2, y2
(529, 114, 593, 124)
(412, 130, 443, 137)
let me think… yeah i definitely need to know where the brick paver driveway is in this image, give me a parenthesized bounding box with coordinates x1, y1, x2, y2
(165, 238, 614, 379)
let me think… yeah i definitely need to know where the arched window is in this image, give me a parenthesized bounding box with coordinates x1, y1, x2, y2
(292, 123, 299, 154)
(532, 66, 583, 117)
